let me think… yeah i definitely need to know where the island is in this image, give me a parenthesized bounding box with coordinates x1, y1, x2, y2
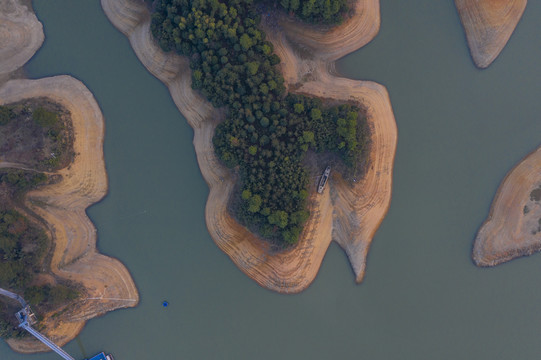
(102, 0, 397, 292)
(0, 0, 138, 353)
(454, 0, 541, 266)
(474, 147, 541, 266)
(455, 0, 527, 68)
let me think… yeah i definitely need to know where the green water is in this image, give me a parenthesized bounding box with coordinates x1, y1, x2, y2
(2, 1, 541, 359)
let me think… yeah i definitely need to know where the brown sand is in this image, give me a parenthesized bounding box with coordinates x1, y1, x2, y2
(473, 146, 541, 266)
(0, 0, 138, 352)
(102, 0, 396, 291)
(0, 0, 43, 81)
(455, 0, 527, 68)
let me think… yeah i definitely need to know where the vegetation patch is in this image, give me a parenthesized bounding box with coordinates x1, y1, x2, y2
(32, 107, 59, 128)
(0, 170, 48, 200)
(0, 105, 13, 126)
(0, 98, 74, 171)
(277, 0, 349, 24)
(151, 0, 366, 245)
(530, 185, 541, 202)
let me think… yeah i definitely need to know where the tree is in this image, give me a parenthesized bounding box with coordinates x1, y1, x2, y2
(248, 194, 262, 213)
(302, 131, 315, 146)
(242, 189, 252, 200)
(240, 33, 253, 50)
(269, 210, 288, 228)
(310, 108, 321, 120)
(246, 61, 259, 75)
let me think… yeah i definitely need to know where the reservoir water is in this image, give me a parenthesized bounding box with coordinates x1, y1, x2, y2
(2, 1, 541, 359)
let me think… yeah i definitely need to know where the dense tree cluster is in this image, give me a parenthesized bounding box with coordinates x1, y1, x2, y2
(0, 105, 13, 125)
(0, 209, 47, 290)
(0, 171, 79, 339)
(1, 170, 47, 194)
(278, 0, 348, 24)
(151, 0, 365, 244)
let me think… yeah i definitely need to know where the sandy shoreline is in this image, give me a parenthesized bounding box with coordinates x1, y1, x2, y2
(473, 146, 541, 266)
(455, 0, 527, 68)
(102, 0, 397, 291)
(0, 0, 138, 353)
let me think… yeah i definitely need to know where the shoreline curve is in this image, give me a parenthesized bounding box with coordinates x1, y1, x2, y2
(102, 0, 397, 292)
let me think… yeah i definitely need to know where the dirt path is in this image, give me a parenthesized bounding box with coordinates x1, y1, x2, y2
(0, 0, 138, 353)
(102, 0, 397, 292)
(473, 146, 541, 266)
(455, 0, 527, 68)
(0, 161, 55, 175)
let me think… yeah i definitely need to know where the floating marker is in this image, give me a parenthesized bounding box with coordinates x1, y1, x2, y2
(162, 301, 168, 307)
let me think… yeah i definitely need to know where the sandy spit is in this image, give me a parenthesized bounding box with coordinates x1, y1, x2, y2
(102, 0, 396, 291)
(473, 146, 541, 266)
(455, 0, 527, 68)
(0, 0, 138, 352)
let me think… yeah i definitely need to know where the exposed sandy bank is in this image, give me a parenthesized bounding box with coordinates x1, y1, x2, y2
(473, 146, 541, 266)
(0, 76, 139, 352)
(102, 0, 396, 291)
(0, 0, 43, 80)
(455, 0, 527, 68)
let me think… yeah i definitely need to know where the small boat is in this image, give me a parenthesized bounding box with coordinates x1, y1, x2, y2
(317, 166, 331, 194)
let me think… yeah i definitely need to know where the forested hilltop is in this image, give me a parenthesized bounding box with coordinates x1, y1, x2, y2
(151, 0, 365, 245)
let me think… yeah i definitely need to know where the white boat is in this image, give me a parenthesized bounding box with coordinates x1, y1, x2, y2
(317, 166, 331, 193)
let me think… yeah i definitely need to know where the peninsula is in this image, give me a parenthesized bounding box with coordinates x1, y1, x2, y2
(102, 0, 397, 292)
(455, 0, 527, 68)
(0, 0, 138, 353)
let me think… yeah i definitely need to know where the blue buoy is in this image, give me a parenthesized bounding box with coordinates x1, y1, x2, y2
(162, 301, 169, 307)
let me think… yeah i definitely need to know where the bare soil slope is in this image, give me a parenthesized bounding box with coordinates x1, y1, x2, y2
(455, 0, 527, 68)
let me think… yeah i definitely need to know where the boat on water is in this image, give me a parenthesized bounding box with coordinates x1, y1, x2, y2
(317, 166, 331, 194)
(88, 352, 114, 360)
